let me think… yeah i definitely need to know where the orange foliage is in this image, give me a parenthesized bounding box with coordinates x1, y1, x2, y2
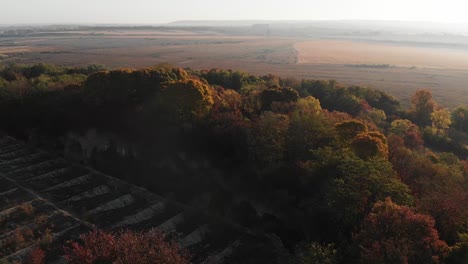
(335, 120, 368, 141)
(351, 132, 389, 159)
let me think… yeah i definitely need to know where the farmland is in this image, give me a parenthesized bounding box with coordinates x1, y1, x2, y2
(1, 27, 467, 107)
(0, 24, 467, 261)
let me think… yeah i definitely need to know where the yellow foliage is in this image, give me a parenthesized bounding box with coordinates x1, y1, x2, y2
(161, 79, 214, 121)
(351, 131, 389, 159)
(431, 108, 451, 135)
(335, 120, 368, 141)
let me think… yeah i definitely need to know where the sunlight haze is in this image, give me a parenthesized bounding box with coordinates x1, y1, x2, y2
(1, 0, 468, 24)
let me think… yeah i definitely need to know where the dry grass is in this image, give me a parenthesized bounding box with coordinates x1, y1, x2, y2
(0, 46, 38, 53)
(0, 34, 466, 108)
(295, 40, 468, 70)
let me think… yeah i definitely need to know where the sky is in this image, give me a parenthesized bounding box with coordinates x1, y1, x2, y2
(1, 0, 468, 25)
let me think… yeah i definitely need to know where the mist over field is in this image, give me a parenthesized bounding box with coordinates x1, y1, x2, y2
(1, 20, 467, 107)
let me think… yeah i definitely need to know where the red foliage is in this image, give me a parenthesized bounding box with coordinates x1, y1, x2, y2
(25, 248, 46, 264)
(422, 189, 468, 244)
(387, 141, 468, 243)
(354, 198, 449, 264)
(322, 110, 352, 124)
(461, 159, 468, 174)
(388, 134, 405, 151)
(403, 125, 424, 149)
(64, 230, 189, 264)
(359, 99, 372, 113)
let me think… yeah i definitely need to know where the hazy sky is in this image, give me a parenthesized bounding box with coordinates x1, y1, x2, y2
(1, 0, 468, 24)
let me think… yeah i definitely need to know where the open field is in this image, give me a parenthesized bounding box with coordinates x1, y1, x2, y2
(0, 29, 467, 108)
(295, 40, 468, 69)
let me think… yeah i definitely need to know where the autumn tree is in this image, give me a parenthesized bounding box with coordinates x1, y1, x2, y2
(389, 119, 413, 136)
(133, 65, 188, 100)
(350, 131, 389, 159)
(354, 198, 449, 264)
(199, 68, 256, 91)
(389, 119, 424, 149)
(300, 79, 335, 98)
(64, 230, 189, 264)
(210, 87, 243, 127)
(84, 65, 188, 108)
(248, 111, 289, 171)
(388, 134, 467, 244)
(24, 247, 46, 264)
(300, 80, 364, 115)
(207, 87, 248, 159)
(260, 87, 299, 111)
(410, 89, 437, 126)
(360, 108, 386, 126)
(159, 79, 214, 122)
(431, 108, 452, 135)
(83, 69, 135, 107)
(199, 68, 233, 89)
(403, 127, 424, 149)
(294, 96, 322, 116)
(335, 120, 368, 141)
(451, 105, 468, 132)
(288, 96, 333, 160)
(22, 63, 61, 78)
(332, 89, 362, 115)
(327, 156, 413, 230)
(0, 77, 7, 89)
(302, 242, 337, 264)
(414, 153, 468, 244)
(446, 233, 468, 264)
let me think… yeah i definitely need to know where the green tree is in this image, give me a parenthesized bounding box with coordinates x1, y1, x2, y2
(23, 63, 61, 78)
(84, 65, 188, 108)
(260, 87, 299, 111)
(451, 106, 468, 132)
(326, 156, 414, 233)
(248, 111, 290, 170)
(0, 77, 7, 89)
(410, 89, 437, 126)
(389, 119, 413, 136)
(288, 96, 333, 160)
(83, 69, 133, 107)
(363, 108, 386, 125)
(302, 242, 337, 264)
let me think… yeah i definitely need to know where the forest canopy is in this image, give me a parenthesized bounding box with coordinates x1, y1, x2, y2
(0, 63, 466, 263)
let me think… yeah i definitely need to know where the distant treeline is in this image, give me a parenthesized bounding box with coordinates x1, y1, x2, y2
(345, 63, 393, 68)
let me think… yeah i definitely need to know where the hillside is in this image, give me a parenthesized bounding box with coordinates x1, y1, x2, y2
(0, 63, 466, 263)
(0, 136, 284, 263)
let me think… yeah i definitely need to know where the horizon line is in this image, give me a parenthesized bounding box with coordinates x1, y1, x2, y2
(2, 19, 468, 26)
